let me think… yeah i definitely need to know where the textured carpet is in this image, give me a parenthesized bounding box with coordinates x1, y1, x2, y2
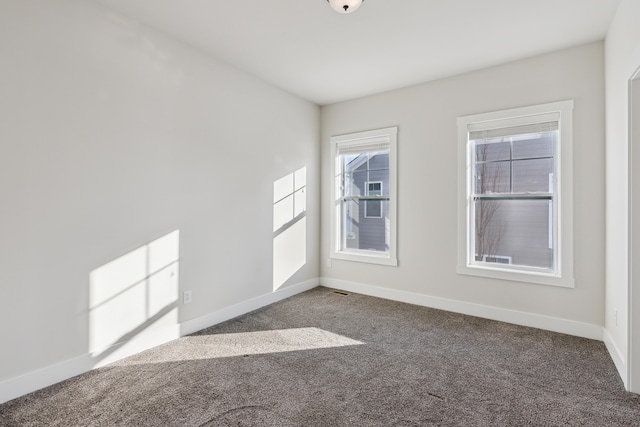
(1, 287, 640, 426)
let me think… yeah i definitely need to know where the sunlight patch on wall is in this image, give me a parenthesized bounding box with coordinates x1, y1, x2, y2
(89, 230, 180, 359)
(273, 167, 307, 290)
(124, 327, 364, 364)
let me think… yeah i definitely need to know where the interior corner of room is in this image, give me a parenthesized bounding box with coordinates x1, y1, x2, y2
(1, 0, 640, 406)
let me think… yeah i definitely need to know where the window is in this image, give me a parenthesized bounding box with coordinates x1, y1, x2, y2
(457, 101, 574, 287)
(330, 127, 397, 266)
(365, 182, 383, 218)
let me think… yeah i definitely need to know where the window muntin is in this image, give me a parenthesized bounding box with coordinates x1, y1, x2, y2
(457, 101, 574, 287)
(330, 127, 397, 266)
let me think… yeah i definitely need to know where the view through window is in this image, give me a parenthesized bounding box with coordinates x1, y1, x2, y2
(331, 127, 397, 266)
(457, 101, 574, 287)
(471, 125, 556, 270)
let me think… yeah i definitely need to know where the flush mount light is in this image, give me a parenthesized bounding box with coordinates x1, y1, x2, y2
(327, 0, 364, 14)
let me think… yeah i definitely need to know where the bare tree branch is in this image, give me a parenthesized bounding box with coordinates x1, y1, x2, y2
(475, 143, 504, 261)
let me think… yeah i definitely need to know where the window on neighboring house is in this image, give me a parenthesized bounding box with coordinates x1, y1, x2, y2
(365, 181, 383, 218)
(330, 127, 398, 266)
(482, 255, 511, 264)
(457, 101, 574, 287)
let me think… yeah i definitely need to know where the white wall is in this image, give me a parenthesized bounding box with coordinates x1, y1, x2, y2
(0, 0, 319, 399)
(604, 0, 640, 390)
(321, 42, 605, 336)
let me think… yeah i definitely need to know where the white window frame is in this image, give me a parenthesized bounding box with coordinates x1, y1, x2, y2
(330, 127, 398, 266)
(457, 101, 574, 287)
(364, 181, 383, 218)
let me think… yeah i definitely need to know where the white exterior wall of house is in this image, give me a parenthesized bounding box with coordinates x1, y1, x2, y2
(604, 0, 640, 391)
(0, 0, 320, 402)
(321, 42, 605, 339)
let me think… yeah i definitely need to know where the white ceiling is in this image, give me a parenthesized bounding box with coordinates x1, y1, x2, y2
(91, 0, 621, 105)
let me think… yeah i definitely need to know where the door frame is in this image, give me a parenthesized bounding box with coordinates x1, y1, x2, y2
(628, 65, 640, 393)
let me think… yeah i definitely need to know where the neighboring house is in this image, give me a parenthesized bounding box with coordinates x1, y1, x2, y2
(474, 131, 555, 269)
(344, 152, 390, 253)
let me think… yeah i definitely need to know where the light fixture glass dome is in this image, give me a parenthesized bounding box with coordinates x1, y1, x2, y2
(327, 0, 364, 14)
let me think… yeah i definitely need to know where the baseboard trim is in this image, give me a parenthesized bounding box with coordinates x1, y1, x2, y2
(0, 353, 94, 407)
(603, 328, 628, 388)
(320, 277, 604, 341)
(179, 278, 319, 336)
(0, 278, 319, 404)
(1, 277, 609, 404)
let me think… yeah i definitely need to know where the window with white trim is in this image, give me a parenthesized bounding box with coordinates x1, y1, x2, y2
(330, 127, 398, 266)
(457, 101, 574, 287)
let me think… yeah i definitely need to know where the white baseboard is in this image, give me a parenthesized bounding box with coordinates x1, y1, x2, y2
(179, 278, 319, 336)
(0, 278, 319, 405)
(0, 353, 94, 407)
(1, 277, 612, 405)
(321, 277, 604, 341)
(91, 325, 183, 369)
(603, 328, 628, 388)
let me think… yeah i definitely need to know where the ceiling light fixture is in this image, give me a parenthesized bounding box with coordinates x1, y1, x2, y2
(327, 0, 364, 14)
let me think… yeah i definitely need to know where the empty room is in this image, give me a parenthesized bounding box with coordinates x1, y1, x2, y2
(2, 0, 640, 425)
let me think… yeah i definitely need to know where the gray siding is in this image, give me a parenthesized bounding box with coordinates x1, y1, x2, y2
(345, 153, 389, 252)
(475, 133, 555, 269)
(479, 200, 553, 268)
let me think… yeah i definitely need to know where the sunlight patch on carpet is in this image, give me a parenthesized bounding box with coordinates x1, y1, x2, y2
(124, 327, 364, 363)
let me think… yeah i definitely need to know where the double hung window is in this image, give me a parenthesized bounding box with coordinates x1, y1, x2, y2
(457, 101, 574, 287)
(330, 127, 397, 266)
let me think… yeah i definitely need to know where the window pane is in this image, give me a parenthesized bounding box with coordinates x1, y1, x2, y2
(344, 153, 364, 171)
(343, 200, 389, 252)
(512, 132, 554, 160)
(368, 153, 390, 195)
(345, 169, 366, 197)
(360, 200, 388, 251)
(475, 161, 510, 194)
(475, 199, 553, 270)
(512, 158, 553, 193)
(365, 200, 382, 218)
(340, 151, 389, 254)
(343, 199, 359, 248)
(475, 140, 510, 162)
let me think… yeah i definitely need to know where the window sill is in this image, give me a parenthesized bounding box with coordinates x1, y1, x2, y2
(457, 264, 574, 288)
(331, 251, 398, 267)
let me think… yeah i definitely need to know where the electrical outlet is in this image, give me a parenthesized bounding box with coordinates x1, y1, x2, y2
(183, 290, 192, 305)
(327, 258, 332, 268)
